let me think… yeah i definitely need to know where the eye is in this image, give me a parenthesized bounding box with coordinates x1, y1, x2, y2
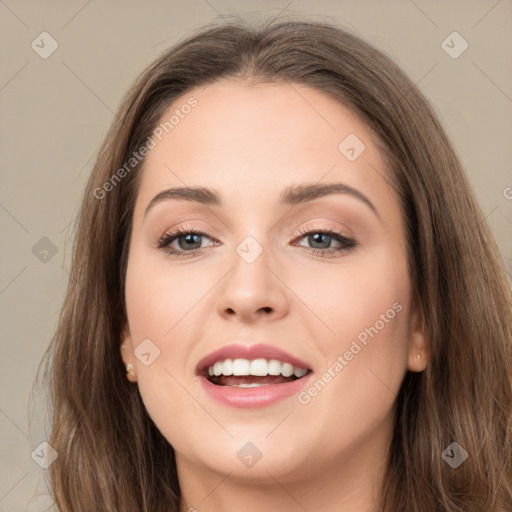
(157, 227, 218, 257)
(156, 226, 356, 258)
(292, 227, 356, 257)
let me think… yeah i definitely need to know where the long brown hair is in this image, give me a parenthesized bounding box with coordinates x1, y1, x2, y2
(39, 15, 512, 511)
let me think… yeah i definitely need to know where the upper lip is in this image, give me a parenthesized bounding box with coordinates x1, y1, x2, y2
(196, 343, 312, 375)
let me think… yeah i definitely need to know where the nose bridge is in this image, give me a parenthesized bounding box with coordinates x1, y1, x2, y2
(216, 230, 288, 321)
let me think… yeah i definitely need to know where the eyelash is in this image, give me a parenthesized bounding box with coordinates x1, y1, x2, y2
(156, 225, 357, 258)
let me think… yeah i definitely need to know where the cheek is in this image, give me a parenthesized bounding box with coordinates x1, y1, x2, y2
(292, 246, 411, 348)
(294, 247, 411, 414)
(336, 254, 410, 357)
(123, 248, 215, 437)
(297, 248, 412, 427)
(124, 245, 204, 342)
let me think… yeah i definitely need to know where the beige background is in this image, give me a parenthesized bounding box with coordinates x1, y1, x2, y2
(0, 1, 511, 510)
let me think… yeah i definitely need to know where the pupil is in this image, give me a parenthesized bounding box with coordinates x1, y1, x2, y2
(180, 234, 201, 250)
(310, 233, 330, 249)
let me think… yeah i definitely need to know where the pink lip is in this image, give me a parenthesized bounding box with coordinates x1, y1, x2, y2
(198, 373, 313, 409)
(195, 343, 313, 409)
(196, 343, 311, 375)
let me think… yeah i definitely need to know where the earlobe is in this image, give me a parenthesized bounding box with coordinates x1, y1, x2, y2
(125, 363, 137, 383)
(120, 325, 138, 383)
(407, 349, 428, 372)
(406, 294, 429, 372)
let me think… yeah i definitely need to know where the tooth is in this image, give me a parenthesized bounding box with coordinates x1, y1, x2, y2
(268, 359, 282, 376)
(213, 361, 223, 376)
(232, 382, 269, 388)
(294, 367, 308, 378)
(222, 359, 233, 376)
(207, 357, 308, 379)
(281, 362, 294, 377)
(250, 358, 268, 376)
(232, 358, 250, 376)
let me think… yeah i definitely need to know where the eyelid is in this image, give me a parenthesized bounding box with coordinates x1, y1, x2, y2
(294, 220, 353, 238)
(156, 224, 215, 249)
(156, 221, 357, 258)
(157, 220, 352, 243)
(292, 225, 356, 255)
(297, 220, 353, 240)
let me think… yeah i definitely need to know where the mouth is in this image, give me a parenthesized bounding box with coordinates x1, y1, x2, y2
(195, 343, 313, 407)
(202, 358, 310, 387)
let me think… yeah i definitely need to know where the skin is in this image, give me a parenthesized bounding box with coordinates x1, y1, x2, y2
(120, 80, 428, 512)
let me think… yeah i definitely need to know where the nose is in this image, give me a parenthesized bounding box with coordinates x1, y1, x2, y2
(216, 241, 289, 324)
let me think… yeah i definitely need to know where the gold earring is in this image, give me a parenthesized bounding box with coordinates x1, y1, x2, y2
(126, 363, 137, 382)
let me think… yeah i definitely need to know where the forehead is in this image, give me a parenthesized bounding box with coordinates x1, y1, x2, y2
(134, 80, 395, 215)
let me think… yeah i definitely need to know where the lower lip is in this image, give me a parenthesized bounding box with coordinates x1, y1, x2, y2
(198, 374, 313, 409)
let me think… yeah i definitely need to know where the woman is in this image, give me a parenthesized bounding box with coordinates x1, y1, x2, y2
(41, 16, 512, 512)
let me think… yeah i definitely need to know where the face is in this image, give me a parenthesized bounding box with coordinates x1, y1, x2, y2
(121, 80, 426, 486)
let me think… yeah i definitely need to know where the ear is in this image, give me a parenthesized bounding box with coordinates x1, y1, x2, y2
(120, 324, 138, 382)
(406, 292, 428, 372)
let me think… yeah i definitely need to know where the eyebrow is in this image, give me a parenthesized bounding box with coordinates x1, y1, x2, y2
(144, 182, 380, 220)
